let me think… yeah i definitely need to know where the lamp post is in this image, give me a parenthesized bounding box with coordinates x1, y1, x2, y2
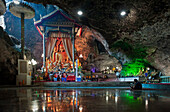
(79, 54, 83, 72)
(39, 26, 46, 72)
(75, 59, 78, 82)
(9, 1, 35, 59)
(75, 54, 83, 82)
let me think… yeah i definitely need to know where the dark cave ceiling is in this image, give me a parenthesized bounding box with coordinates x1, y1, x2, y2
(25, 0, 169, 44)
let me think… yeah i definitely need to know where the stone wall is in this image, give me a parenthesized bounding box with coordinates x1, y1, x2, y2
(0, 26, 32, 85)
(87, 54, 121, 72)
(75, 27, 121, 72)
(0, 27, 19, 84)
(129, 11, 170, 75)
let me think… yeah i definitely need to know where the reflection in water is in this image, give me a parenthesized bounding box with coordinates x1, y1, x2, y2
(115, 90, 118, 104)
(145, 99, 148, 111)
(0, 88, 170, 112)
(32, 100, 39, 112)
(106, 91, 109, 103)
(79, 105, 83, 112)
(133, 91, 142, 99)
(115, 95, 118, 104)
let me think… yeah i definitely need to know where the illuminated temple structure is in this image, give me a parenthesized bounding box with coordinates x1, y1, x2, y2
(34, 9, 81, 73)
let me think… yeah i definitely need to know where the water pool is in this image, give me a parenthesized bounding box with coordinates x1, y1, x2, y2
(0, 87, 170, 112)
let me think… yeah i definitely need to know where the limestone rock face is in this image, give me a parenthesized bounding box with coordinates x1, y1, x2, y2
(92, 54, 121, 72)
(82, 54, 121, 72)
(128, 11, 170, 75)
(75, 27, 98, 61)
(0, 39, 19, 85)
(0, 26, 33, 85)
(75, 27, 121, 72)
(0, 27, 19, 85)
(147, 50, 170, 76)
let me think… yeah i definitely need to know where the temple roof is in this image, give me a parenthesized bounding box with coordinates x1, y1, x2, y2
(34, 9, 80, 37)
(34, 9, 79, 27)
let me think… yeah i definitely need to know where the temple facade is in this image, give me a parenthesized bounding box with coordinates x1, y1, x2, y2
(34, 9, 81, 73)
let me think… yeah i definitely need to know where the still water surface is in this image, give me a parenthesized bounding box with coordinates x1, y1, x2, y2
(0, 87, 170, 112)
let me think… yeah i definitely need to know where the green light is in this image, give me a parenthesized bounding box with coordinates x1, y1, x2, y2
(121, 59, 150, 76)
(111, 41, 151, 76)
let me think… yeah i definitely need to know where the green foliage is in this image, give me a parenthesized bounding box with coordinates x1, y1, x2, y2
(111, 41, 151, 76)
(121, 59, 150, 76)
(129, 46, 148, 59)
(111, 41, 148, 60)
(111, 41, 132, 51)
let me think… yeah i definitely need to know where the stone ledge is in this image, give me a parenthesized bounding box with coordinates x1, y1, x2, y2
(142, 83, 170, 90)
(34, 81, 131, 87)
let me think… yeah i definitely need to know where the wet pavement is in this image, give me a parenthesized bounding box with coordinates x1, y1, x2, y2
(0, 87, 170, 112)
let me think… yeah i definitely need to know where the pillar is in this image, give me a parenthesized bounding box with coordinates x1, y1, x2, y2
(42, 28, 46, 70)
(72, 26, 75, 71)
(76, 59, 78, 81)
(21, 13, 25, 59)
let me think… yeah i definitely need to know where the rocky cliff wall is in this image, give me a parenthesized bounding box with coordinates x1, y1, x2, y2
(127, 11, 170, 75)
(0, 26, 19, 84)
(0, 26, 32, 85)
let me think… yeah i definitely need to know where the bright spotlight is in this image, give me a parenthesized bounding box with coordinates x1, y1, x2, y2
(79, 54, 83, 58)
(147, 67, 150, 70)
(41, 54, 44, 58)
(28, 60, 31, 65)
(31, 59, 37, 65)
(120, 11, 126, 16)
(14, 0, 20, 4)
(77, 11, 83, 15)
